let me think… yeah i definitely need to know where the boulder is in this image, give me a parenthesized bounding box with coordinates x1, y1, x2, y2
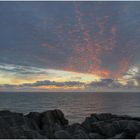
(81, 117, 97, 132)
(0, 125, 45, 139)
(90, 113, 117, 121)
(0, 111, 28, 128)
(135, 133, 140, 139)
(26, 112, 42, 130)
(112, 132, 128, 139)
(89, 132, 105, 139)
(66, 123, 84, 135)
(11, 126, 46, 139)
(73, 129, 89, 139)
(1, 110, 140, 139)
(42, 123, 63, 138)
(124, 120, 140, 138)
(0, 127, 14, 139)
(41, 109, 68, 126)
(40, 109, 68, 138)
(91, 120, 128, 137)
(0, 110, 22, 116)
(26, 112, 41, 126)
(54, 130, 71, 139)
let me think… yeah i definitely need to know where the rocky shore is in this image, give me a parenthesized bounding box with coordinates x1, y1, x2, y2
(0, 109, 140, 139)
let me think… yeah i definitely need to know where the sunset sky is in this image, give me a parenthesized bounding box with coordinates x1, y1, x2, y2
(0, 1, 140, 92)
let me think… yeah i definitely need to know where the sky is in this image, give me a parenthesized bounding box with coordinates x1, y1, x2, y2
(0, 1, 140, 92)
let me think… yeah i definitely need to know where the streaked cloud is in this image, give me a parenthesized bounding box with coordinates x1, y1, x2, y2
(0, 2, 140, 91)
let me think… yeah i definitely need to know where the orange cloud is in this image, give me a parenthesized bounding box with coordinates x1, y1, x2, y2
(65, 3, 118, 79)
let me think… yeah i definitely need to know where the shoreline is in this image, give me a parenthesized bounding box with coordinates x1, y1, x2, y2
(0, 109, 140, 139)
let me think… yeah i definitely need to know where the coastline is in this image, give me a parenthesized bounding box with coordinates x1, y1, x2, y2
(0, 109, 140, 139)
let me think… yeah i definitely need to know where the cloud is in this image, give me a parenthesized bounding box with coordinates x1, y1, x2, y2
(122, 66, 140, 87)
(0, 63, 47, 75)
(0, 80, 85, 89)
(86, 74, 140, 90)
(86, 79, 122, 89)
(0, 77, 140, 91)
(0, 2, 140, 78)
(22, 80, 84, 87)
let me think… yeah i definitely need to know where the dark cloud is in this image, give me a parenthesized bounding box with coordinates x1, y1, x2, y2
(0, 2, 140, 91)
(0, 78, 139, 90)
(86, 79, 122, 89)
(0, 80, 84, 88)
(22, 80, 84, 87)
(0, 2, 140, 75)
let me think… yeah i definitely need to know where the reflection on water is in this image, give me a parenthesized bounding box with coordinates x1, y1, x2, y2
(0, 92, 140, 123)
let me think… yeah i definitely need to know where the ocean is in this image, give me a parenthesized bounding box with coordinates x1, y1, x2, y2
(0, 92, 140, 123)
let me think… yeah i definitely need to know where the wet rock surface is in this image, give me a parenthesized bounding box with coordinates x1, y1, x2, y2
(0, 109, 140, 139)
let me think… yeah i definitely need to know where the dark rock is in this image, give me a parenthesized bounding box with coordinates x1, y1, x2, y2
(0, 125, 45, 139)
(0, 110, 22, 116)
(81, 113, 120, 132)
(42, 123, 63, 138)
(135, 133, 140, 139)
(90, 113, 117, 121)
(0, 127, 14, 139)
(1, 110, 140, 139)
(40, 109, 68, 138)
(26, 112, 41, 126)
(41, 109, 68, 126)
(126, 120, 140, 132)
(124, 120, 140, 138)
(89, 132, 105, 139)
(0, 116, 10, 127)
(112, 132, 128, 139)
(54, 130, 71, 139)
(132, 117, 140, 121)
(11, 127, 46, 139)
(26, 117, 40, 131)
(0, 111, 28, 128)
(26, 112, 41, 130)
(73, 129, 89, 139)
(81, 117, 97, 131)
(66, 123, 83, 135)
(91, 120, 128, 137)
(118, 115, 133, 120)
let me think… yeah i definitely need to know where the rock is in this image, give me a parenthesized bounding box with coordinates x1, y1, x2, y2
(54, 130, 71, 139)
(0, 116, 10, 127)
(125, 120, 140, 138)
(26, 112, 41, 126)
(42, 123, 63, 138)
(40, 109, 68, 138)
(135, 133, 140, 139)
(90, 113, 117, 121)
(81, 113, 120, 132)
(0, 125, 45, 139)
(26, 112, 41, 130)
(126, 120, 140, 132)
(0, 110, 22, 116)
(11, 126, 46, 139)
(41, 109, 68, 126)
(0, 111, 28, 128)
(81, 117, 97, 131)
(1, 110, 140, 139)
(91, 120, 128, 137)
(26, 117, 40, 131)
(89, 132, 105, 139)
(0, 127, 14, 139)
(112, 132, 128, 139)
(73, 129, 89, 139)
(66, 123, 83, 135)
(118, 115, 133, 120)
